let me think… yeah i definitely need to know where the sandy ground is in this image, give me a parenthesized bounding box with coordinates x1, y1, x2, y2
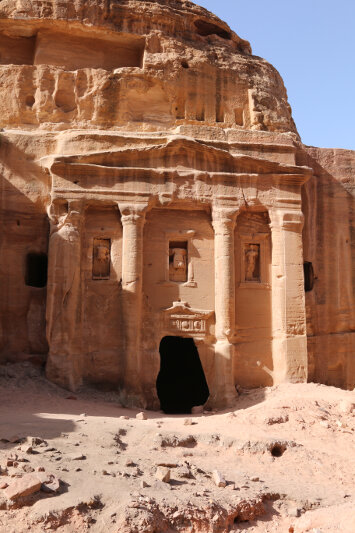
(0, 362, 354, 533)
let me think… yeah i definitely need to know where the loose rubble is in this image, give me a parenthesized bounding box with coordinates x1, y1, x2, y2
(0, 364, 354, 532)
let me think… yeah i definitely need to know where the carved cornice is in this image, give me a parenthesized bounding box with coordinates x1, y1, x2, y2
(49, 136, 312, 186)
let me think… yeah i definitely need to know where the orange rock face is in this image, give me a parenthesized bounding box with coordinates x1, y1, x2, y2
(0, 0, 353, 409)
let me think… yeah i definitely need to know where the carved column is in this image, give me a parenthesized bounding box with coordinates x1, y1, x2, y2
(119, 203, 147, 403)
(211, 207, 238, 407)
(46, 200, 84, 391)
(269, 208, 308, 384)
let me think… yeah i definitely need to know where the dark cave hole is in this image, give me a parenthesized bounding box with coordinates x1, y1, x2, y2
(270, 444, 285, 457)
(156, 336, 209, 414)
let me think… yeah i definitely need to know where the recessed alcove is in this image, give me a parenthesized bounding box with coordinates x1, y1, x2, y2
(0, 33, 36, 65)
(0, 26, 145, 71)
(34, 31, 145, 70)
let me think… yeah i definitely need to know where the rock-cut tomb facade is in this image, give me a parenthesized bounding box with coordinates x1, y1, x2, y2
(0, 0, 354, 410)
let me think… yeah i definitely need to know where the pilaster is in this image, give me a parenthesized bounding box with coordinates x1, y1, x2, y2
(269, 208, 308, 384)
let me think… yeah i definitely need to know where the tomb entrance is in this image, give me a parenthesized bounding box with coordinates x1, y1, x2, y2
(156, 336, 209, 414)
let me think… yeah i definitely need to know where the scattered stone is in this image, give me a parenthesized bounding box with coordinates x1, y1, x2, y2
(119, 416, 130, 420)
(68, 453, 86, 460)
(36, 467, 45, 472)
(156, 462, 178, 468)
(320, 421, 330, 428)
(184, 418, 193, 426)
(4, 474, 42, 501)
(288, 507, 301, 517)
(212, 470, 226, 488)
(191, 405, 204, 414)
(265, 414, 289, 425)
(80, 413, 87, 417)
(125, 459, 136, 467)
(157, 434, 197, 448)
(177, 465, 193, 479)
(336, 420, 347, 428)
(251, 477, 260, 482)
(20, 445, 33, 455)
(136, 412, 147, 420)
(140, 480, 149, 488)
(21, 464, 35, 473)
(41, 475, 60, 493)
(28, 437, 47, 447)
(155, 467, 171, 483)
(339, 400, 354, 414)
(0, 482, 8, 489)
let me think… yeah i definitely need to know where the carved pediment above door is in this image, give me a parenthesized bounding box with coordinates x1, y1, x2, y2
(161, 301, 215, 340)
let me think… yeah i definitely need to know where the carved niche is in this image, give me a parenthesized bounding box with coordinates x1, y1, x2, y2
(244, 243, 261, 282)
(169, 242, 187, 282)
(161, 301, 214, 339)
(92, 238, 111, 279)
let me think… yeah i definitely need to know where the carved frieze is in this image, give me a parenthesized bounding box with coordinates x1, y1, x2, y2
(161, 301, 214, 339)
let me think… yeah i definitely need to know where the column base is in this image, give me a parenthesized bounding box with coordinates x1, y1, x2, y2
(272, 335, 308, 385)
(208, 340, 237, 409)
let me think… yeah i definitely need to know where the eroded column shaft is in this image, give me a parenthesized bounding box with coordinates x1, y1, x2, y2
(211, 208, 238, 407)
(120, 205, 147, 402)
(45, 200, 84, 391)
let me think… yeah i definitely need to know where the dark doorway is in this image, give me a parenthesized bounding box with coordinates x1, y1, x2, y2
(156, 336, 210, 414)
(304, 261, 315, 292)
(25, 253, 48, 288)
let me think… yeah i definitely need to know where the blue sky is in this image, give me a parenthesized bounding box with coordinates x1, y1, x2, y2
(195, 0, 354, 150)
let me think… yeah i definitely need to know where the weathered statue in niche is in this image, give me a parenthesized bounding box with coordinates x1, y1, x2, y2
(169, 244, 187, 282)
(93, 238, 111, 279)
(245, 243, 260, 282)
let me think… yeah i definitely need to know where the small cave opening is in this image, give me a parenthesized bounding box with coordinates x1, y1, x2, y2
(156, 336, 209, 414)
(194, 19, 231, 40)
(25, 253, 48, 288)
(25, 95, 35, 107)
(270, 443, 285, 457)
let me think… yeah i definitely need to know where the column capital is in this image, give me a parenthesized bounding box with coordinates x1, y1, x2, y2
(212, 207, 239, 232)
(269, 208, 304, 232)
(47, 199, 84, 233)
(119, 203, 148, 226)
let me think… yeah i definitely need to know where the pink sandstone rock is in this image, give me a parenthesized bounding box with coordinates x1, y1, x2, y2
(4, 474, 42, 501)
